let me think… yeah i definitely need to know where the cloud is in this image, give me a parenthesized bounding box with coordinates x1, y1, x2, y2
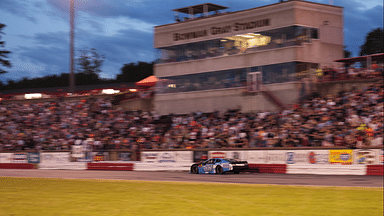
(2, 25, 155, 82)
(0, 0, 40, 23)
(46, 0, 270, 27)
(341, 0, 383, 56)
(74, 26, 155, 74)
(362, 5, 383, 28)
(1, 60, 46, 82)
(7, 31, 70, 81)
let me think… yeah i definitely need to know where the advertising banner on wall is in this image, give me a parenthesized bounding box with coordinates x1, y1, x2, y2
(157, 152, 176, 163)
(209, 151, 227, 159)
(0, 153, 30, 163)
(12, 153, 28, 163)
(92, 152, 109, 162)
(40, 152, 71, 165)
(246, 150, 286, 164)
(265, 150, 286, 164)
(193, 150, 208, 162)
(141, 151, 191, 163)
(307, 150, 329, 164)
(381, 149, 384, 164)
(208, 151, 248, 161)
(27, 153, 40, 164)
(39, 152, 86, 170)
(118, 152, 132, 161)
(247, 150, 331, 165)
(72, 145, 85, 158)
(0, 153, 14, 163)
(72, 145, 94, 162)
(175, 151, 193, 163)
(285, 150, 329, 165)
(141, 152, 159, 163)
(246, 151, 266, 163)
(353, 149, 376, 165)
(228, 151, 248, 161)
(286, 151, 308, 164)
(329, 150, 353, 165)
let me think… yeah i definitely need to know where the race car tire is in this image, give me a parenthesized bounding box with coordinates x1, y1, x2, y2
(216, 165, 223, 174)
(191, 165, 199, 174)
(234, 171, 240, 174)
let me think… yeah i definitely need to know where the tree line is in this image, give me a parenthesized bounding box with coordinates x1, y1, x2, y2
(0, 60, 154, 91)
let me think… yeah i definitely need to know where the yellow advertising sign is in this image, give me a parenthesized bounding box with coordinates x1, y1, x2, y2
(329, 150, 353, 165)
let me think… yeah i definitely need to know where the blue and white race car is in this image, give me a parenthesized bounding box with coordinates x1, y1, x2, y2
(190, 158, 249, 174)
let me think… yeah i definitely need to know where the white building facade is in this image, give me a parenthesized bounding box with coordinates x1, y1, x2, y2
(154, 1, 343, 115)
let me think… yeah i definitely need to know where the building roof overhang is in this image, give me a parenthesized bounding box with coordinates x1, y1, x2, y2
(335, 53, 383, 64)
(172, 3, 228, 15)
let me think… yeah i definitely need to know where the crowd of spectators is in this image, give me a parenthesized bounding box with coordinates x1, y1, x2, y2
(316, 62, 383, 82)
(0, 81, 382, 152)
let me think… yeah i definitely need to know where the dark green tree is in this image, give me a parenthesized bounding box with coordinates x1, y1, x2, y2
(6, 80, 15, 88)
(76, 48, 105, 85)
(359, 28, 384, 56)
(344, 46, 351, 58)
(0, 23, 11, 74)
(117, 61, 154, 82)
(77, 48, 105, 76)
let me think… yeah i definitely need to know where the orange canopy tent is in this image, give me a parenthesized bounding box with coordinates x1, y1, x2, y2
(135, 75, 158, 87)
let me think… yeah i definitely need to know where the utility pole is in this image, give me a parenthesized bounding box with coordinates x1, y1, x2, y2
(69, 0, 75, 94)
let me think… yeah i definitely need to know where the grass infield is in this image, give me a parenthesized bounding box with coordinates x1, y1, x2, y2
(0, 177, 382, 216)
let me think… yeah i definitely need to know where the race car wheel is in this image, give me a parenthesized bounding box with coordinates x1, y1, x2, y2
(216, 165, 223, 174)
(234, 171, 240, 174)
(191, 165, 199, 174)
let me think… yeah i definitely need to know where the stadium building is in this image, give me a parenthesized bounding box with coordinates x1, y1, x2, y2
(154, 0, 343, 114)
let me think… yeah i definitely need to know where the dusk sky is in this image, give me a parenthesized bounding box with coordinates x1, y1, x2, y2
(0, 0, 383, 83)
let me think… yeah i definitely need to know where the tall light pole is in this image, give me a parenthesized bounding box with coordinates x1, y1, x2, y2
(69, 0, 75, 94)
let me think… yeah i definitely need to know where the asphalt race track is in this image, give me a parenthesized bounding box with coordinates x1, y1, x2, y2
(1, 169, 383, 188)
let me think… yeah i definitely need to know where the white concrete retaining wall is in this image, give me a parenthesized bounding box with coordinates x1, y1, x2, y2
(133, 162, 191, 172)
(286, 164, 366, 175)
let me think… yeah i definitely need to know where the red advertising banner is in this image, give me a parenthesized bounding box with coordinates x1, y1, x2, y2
(366, 165, 384, 176)
(87, 163, 134, 171)
(0, 163, 35, 169)
(248, 164, 286, 173)
(210, 151, 226, 159)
